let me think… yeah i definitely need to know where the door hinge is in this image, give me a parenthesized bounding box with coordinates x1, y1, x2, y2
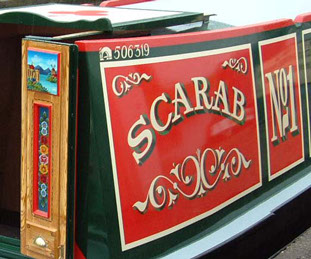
(58, 245, 64, 259)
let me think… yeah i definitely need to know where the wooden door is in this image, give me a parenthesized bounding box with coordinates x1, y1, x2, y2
(20, 39, 77, 259)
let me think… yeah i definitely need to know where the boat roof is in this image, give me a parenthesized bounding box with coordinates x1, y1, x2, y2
(123, 0, 310, 26)
(0, 3, 204, 32)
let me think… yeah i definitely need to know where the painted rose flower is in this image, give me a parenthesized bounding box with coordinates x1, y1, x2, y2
(40, 145, 48, 155)
(40, 136, 48, 145)
(40, 174, 47, 183)
(39, 154, 48, 164)
(39, 164, 48, 175)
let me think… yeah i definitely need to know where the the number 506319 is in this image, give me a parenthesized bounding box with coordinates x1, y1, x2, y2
(114, 44, 150, 60)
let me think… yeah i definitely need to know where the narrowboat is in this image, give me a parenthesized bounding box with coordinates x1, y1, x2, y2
(0, 1, 310, 258)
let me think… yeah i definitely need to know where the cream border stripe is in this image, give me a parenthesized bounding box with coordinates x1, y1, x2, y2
(302, 28, 311, 157)
(258, 33, 304, 181)
(100, 43, 262, 251)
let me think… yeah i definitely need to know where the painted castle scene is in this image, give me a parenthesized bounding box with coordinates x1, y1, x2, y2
(27, 49, 59, 95)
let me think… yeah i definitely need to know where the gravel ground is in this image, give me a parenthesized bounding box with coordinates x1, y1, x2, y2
(273, 227, 311, 259)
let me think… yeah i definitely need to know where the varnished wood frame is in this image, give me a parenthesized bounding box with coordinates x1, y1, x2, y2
(21, 40, 71, 259)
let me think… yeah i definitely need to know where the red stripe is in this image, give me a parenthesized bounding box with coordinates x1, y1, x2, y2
(74, 242, 86, 259)
(57, 54, 61, 96)
(100, 0, 154, 7)
(33, 103, 52, 219)
(74, 70, 80, 258)
(33, 104, 39, 215)
(76, 19, 294, 52)
(295, 12, 311, 23)
(48, 105, 52, 218)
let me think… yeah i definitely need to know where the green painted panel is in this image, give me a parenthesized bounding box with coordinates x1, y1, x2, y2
(74, 21, 311, 258)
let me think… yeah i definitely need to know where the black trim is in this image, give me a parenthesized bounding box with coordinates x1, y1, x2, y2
(196, 186, 311, 259)
(66, 44, 79, 259)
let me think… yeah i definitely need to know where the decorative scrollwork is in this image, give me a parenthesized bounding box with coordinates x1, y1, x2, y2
(222, 57, 248, 74)
(112, 72, 152, 97)
(133, 147, 251, 214)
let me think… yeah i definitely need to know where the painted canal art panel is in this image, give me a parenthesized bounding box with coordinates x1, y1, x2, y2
(99, 42, 262, 250)
(33, 103, 52, 218)
(27, 48, 60, 95)
(259, 34, 304, 181)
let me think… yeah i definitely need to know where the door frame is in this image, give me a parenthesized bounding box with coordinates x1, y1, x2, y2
(20, 38, 78, 259)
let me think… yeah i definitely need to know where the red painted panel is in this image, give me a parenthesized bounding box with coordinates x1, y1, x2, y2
(99, 43, 262, 250)
(33, 103, 52, 218)
(259, 34, 304, 180)
(100, 0, 154, 7)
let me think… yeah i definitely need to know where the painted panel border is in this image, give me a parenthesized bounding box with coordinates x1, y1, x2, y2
(100, 43, 262, 251)
(259, 33, 304, 181)
(33, 102, 52, 219)
(27, 48, 60, 96)
(302, 28, 311, 157)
